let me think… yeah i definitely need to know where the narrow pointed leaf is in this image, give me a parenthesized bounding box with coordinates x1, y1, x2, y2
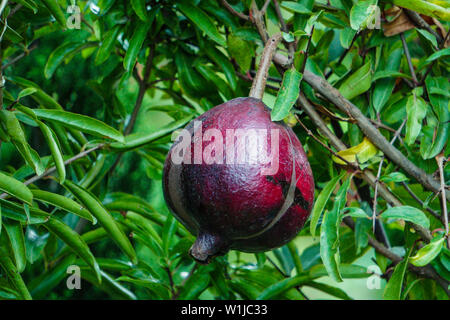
(0, 171, 33, 204)
(32, 109, 124, 142)
(380, 206, 430, 229)
(43, 216, 102, 283)
(409, 237, 445, 267)
(63, 180, 137, 264)
(31, 189, 96, 224)
(310, 173, 343, 236)
(271, 69, 302, 121)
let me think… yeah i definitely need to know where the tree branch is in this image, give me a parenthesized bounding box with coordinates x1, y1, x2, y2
(300, 69, 449, 203)
(404, 9, 443, 44)
(249, 33, 282, 100)
(297, 93, 432, 242)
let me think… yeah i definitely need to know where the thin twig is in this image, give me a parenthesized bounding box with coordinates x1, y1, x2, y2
(273, 0, 295, 62)
(401, 182, 441, 221)
(0, 144, 105, 199)
(220, 0, 249, 21)
(300, 26, 314, 74)
(2, 43, 38, 70)
(294, 113, 356, 168)
(124, 43, 155, 135)
(372, 119, 406, 232)
(400, 33, 418, 85)
(325, 31, 359, 79)
(436, 155, 449, 248)
(260, 0, 271, 15)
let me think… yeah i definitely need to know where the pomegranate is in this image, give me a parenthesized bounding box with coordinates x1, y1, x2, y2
(162, 34, 314, 263)
(162, 97, 314, 263)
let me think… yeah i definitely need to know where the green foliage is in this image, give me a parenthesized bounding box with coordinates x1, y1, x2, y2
(0, 0, 448, 301)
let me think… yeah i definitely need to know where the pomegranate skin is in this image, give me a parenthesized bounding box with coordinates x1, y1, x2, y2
(163, 97, 314, 262)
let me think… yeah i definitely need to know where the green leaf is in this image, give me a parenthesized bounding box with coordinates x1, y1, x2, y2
(44, 42, 88, 79)
(37, 122, 66, 183)
(271, 69, 302, 121)
(178, 267, 211, 299)
(131, 0, 148, 21)
(24, 226, 49, 264)
(0, 109, 41, 174)
(13, 0, 38, 13)
(405, 93, 427, 145)
(410, 237, 445, 267)
(421, 77, 449, 159)
(0, 199, 49, 224)
(177, 1, 226, 47)
(417, 29, 438, 49)
(392, 0, 450, 21)
(372, 70, 411, 82)
(380, 172, 409, 183)
(30, 255, 76, 299)
(41, 0, 67, 28)
(123, 20, 152, 71)
(3, 220, 27, 273)
(256, 275, 311, 300)
(343, 207, 370, 219)
(194, 62, 233, 100)
(110, 116, 193, 151)
(204, 45, 237, 91)
(0, 171, 33, 204)
(305, 281, 353, 300)
(380, 206, 430, 229)
(43, 216, 101, 283)
(8, 76, 63, 110)
(63, 180, 137, 264)
(31, 189, 96, 224)
(95, 26, 121, 65)
(281, 1, 312, 14)
(383, 247, 412, 300)
(339, 61, 372, 100)
(372, 48, 403, 113)
(426, 47, 450, 63)
(33, 109, 124, 142)
(350, 0, 378, 31)
(340, 27, 357, 49)
(0, 256, 31, 299)
(310, 173, 343, 236)
(227, 33, 254, 73)
(320, 177, 351, 282)
(17, 88, 37, 100)
(305, 10, 323, 35)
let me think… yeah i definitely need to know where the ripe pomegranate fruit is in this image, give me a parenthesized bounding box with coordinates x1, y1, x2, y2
(162, 34, 314, 263)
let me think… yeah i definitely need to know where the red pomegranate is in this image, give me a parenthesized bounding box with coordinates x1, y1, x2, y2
(163, 34, 314, 263)
(162, 97, 314, 263)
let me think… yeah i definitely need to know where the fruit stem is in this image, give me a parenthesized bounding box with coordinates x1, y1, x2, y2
(249, 33, 283, 100)
(189, 231, 229, 264)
